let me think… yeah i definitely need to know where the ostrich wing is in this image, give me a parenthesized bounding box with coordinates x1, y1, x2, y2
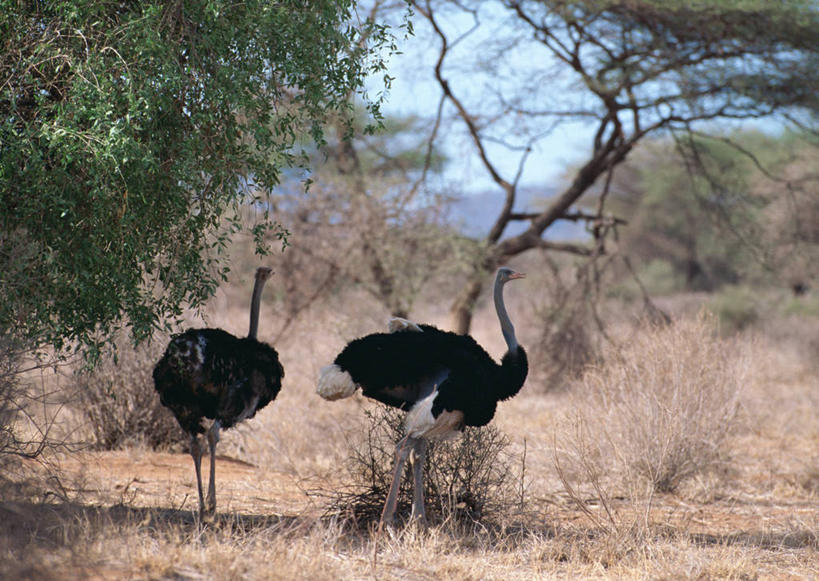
(362, 367, 450, 411)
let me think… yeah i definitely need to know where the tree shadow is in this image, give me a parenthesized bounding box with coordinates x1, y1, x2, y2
(690, 529, 818, 550)
(0, 500, 304, 555)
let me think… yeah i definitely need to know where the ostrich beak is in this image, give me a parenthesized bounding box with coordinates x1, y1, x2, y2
(509, 271, 526, 280)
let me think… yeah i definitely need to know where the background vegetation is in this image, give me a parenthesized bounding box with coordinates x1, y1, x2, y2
(0, 0, 396, 355)
(1, 0, 817, 579)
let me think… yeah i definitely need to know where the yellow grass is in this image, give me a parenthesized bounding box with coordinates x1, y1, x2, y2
(1, 273, 817, 580)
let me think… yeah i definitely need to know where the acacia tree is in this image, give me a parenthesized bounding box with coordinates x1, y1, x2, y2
(609, 131, 819, 293)
(0, 0, 396, 357)
(409, 0, 818, 332)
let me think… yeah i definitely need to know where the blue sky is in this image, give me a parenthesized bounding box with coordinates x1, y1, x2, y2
(364, 6, 594, 196)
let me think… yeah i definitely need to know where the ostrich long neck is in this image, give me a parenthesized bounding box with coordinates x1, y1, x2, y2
(247, 275, 268, 339)
(493, 275, 518, 352)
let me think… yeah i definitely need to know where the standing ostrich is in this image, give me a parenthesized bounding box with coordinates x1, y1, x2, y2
(317, 267, 528, 525)
(153, 267, 284, 518)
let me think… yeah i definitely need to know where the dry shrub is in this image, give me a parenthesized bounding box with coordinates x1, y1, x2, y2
(75, 337, 184, 451)
(529, 256, 602, 391)
(0, 333, 85, 506)
(327, 406, 523, 527)
(0, 333, 26, 461)
(560, 312, 749, 498)
(0, 333, 72, 464)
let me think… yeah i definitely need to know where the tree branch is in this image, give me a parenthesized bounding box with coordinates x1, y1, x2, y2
(536, 240, 595, 256)
(509, 210, 627, 226)
(416, 0, 517, 245)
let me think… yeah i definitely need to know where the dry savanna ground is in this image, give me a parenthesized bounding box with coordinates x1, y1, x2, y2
(2, 268, 817, 580)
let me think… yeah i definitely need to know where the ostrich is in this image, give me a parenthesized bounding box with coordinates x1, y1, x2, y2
(153, 266, 284, 518)
(317, 267, 528, 526)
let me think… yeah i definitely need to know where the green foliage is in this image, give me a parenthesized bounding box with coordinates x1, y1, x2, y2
(0, 0, 397, 356)
(610, 130, 818, 293)
(510, 0, 819, 124)
(781, 295, 819, 318)
(635, 259, 682, 295)
(707, 285, 760, 333)
(611, 260, 686, 300)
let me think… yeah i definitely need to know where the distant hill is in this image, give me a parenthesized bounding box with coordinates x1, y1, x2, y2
(447, 185, 587, 241)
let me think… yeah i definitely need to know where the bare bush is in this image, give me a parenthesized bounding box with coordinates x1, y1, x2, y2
(529, 255, 603, 391)
(326, 406, 523, 527)
(272, 177, 473, 320)
(0, 331, 84, 506)
(74, 337, 184, 451)
(0, 333, 42, 466)
(0, 334, 24, 460)
(0, 333, 72, 464)
(559, 312, 749, 498)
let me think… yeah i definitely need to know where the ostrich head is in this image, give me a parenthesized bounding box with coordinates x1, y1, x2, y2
(496, 267, 526, 285)
(256, 266, 273, 282)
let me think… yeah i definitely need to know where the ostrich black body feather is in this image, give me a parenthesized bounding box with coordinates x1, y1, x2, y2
(153, 328, 283, 435)
(334, 323, 527, 429)
(151, 266, 280, 518)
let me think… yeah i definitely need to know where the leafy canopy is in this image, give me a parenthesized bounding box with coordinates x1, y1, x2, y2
(610, 130, 818, 292)
(0, 0, 397, 357)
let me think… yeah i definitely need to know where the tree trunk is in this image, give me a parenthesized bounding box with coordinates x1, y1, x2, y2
(448, 140, 633, 333)
(448, 272, 486, 334)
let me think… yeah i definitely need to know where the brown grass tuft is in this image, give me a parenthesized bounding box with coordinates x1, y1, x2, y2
(559, 312, 750, 499)
(74, 335, 184, 451)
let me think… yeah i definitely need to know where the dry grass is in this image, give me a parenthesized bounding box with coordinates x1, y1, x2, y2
(562, 312, 748, 496)
(1, 271, 817, 580)
(73, 334, 184, 451)
(321, 406, 524, 527)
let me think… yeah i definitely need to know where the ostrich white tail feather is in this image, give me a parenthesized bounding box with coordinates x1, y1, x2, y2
(317, 364, 358, 400)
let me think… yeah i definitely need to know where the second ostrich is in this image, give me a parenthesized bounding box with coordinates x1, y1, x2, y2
(317, 267, 528, 525)
(153, 267, 284, 518)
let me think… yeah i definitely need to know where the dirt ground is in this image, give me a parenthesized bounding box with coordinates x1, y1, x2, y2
(2, 293, 817, 579)
(37, 447, 811, 537)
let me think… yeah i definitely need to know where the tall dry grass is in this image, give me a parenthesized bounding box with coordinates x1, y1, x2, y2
(554, 312, 755, 542)
(2, 258, 817, 580)
(73, 334, 184, 451)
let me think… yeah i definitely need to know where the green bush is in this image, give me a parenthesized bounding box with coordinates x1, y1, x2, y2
(781, 294, 819, 318)
(707, 285, 760, 333)
(1, 0, 395, 357)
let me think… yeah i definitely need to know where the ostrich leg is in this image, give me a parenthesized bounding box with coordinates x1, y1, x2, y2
(205, 421, 221, 515)
(381, 435, 416, 525)
(410, 438, 428, 526)
(190, 434, 206, 517)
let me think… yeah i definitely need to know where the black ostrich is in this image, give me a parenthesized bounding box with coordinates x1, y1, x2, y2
(317, 267, 528, 526)
(153, 266, 284, 518)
